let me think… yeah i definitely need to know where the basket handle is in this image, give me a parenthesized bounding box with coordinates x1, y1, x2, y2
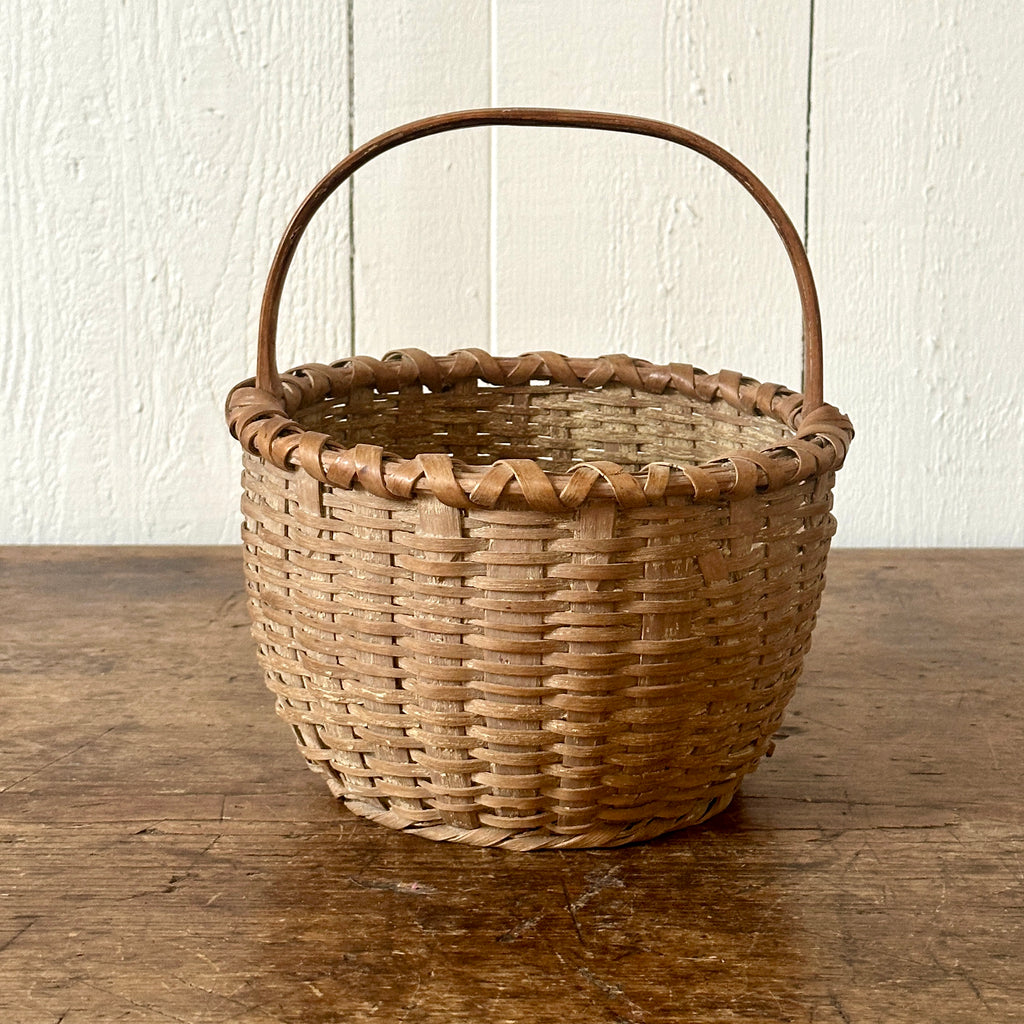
(257, 107, 824, 411)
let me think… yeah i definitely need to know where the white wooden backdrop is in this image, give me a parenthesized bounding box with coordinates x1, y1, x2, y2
(3, 1, 1022, 546)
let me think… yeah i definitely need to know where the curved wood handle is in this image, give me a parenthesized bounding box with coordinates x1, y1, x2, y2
(257, 107, 824, 411)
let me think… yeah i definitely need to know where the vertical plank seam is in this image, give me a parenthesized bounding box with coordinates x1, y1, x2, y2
(347, 0, 356, 356)
(802, 0, 815, 256)
(112, 4, 132, 541)
(489, 0, 499, 355)
(802, 0, 816, 395)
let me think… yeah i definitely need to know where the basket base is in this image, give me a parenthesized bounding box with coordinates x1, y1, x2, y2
(328, 786, 737, 851)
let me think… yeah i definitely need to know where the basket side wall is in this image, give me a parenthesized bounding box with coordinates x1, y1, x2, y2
(239, 452, 836, 847)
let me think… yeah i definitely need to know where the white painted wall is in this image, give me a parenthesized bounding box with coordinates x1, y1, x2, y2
(3, 1, 1021, 546)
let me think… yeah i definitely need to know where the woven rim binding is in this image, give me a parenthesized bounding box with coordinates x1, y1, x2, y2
(226, 347, 853, 513)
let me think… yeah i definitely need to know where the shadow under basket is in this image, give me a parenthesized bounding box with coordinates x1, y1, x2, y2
(225, 109, 854, 850)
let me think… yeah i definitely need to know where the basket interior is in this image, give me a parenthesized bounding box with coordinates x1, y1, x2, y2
(292, 379, 793, 472)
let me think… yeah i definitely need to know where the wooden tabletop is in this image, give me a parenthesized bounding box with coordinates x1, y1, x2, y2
(2, 547, 1022, 1023)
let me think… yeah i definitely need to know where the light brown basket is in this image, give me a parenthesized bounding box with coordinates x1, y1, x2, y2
(226, 109, 853, 850)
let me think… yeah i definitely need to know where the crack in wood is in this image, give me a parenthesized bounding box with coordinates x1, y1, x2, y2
(496, 914, 542, 943)
(0, 917, 37, 956)
(346, 875, 439, 896)
(829, 990, 853, 1024)
(0, 726, 119, 795)
(576, 965, 647, 1023)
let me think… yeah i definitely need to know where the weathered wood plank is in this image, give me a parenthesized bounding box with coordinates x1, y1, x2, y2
(0, 4, 354, 544)
(1, 548, 1022, 1022)
(809, 5, 1024, 546)
(492, 0, 809, 384)
(349, 1, 491, 358)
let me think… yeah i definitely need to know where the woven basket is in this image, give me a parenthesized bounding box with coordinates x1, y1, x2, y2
(226, 109, 853, 850)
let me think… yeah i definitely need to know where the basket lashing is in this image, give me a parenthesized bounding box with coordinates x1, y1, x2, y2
(229, 349, 850, 512)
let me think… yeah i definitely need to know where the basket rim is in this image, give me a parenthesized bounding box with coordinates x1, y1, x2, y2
(226, 348, 853, 512)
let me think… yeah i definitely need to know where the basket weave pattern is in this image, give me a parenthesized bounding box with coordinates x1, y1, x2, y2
(230, 351, 849, 849)
(226, 108, 853, 849)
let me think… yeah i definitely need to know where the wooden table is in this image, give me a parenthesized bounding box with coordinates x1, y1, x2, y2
(1, 548, 1021, 1023)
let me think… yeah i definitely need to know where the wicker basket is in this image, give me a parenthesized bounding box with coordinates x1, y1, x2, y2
(226, 109, 853, 850)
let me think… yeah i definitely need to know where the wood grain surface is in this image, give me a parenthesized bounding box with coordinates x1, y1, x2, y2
(493, 0, 808, 377)
(810, 3, 1024, 546)
(1, 547, 1022, 1023)
(351, 1, 491, 357)
(7, 3, 1024, 547)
